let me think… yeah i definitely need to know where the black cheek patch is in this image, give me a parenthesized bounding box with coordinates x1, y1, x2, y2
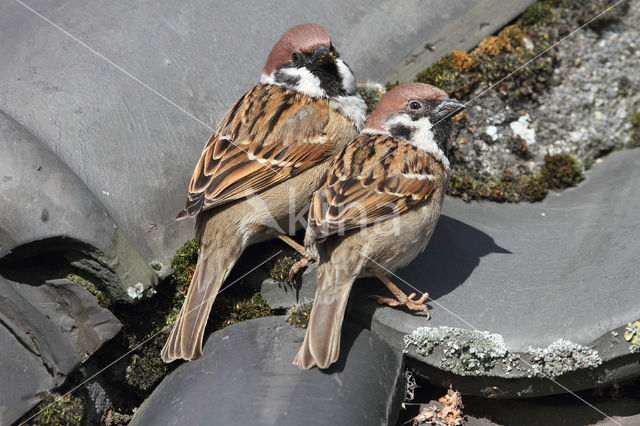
(388, 124, 415, 141)
(274, 69, 301, 87)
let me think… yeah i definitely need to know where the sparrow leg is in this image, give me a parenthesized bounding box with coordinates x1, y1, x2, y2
(369, 269, 430, 316)
(277, 234, 313, 279)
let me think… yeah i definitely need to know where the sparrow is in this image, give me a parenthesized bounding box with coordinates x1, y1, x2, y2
(293, 83, 465, 369)
(161, 24, 366, 362)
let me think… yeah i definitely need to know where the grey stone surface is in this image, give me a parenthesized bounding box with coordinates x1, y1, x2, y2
(461, 393, 640, 426)
(130, 316, 404, 426)
(0, 276, 121, 425)
(351, 149, 640, 396)
(0, 111, 157, 302)
(0, 0, 535, 271)
(258, 149, 640, 396)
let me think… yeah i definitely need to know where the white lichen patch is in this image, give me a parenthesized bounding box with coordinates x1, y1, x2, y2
(509, 114, 536, 145)
(485, 125, 499, 141)
(526, 339, 602, 378)
(126, 282, 145, 300)
(404, 326, 510, 376)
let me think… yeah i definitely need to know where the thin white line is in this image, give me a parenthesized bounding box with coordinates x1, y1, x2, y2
(465, 0, 628, 105)
(13, 0, 282, 177)
(357, 0, 627, 177)
(17, 250, 282, 426)
(362, 253, 622, 426)
(13, 0, 215, 132)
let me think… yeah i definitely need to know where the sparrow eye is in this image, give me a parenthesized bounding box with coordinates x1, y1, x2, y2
(409, 100, 422, 110)
(291, 52, 300, 63)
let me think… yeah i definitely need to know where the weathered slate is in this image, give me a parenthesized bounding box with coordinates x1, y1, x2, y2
(130, 316, 404, 426)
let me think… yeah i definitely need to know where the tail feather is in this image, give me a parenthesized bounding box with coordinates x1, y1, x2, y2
(293, 261, 358, 369)
(161, 227, 242, 362)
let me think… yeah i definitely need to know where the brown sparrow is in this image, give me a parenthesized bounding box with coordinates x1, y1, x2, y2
(161, 24, 366, 363)
(293, 83, 465, 369)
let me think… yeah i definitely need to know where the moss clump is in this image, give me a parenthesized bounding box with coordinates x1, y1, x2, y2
(413, 9, 556, 103)
(542, 153, 584, 189)
(357, 81, 386, 114)
(286, 299, 313, 328)
(385, 80, 401, 92)
(522, 173, 549, 201)
(171, 238, 199, 290)
(527, 339, 602, 378)
(521, 1, 557, 26)
(66, 272, 112, 308)
(624, 321, 640, 353)
(447, 154, 583, 203)
(220, 293, 271, 328)
(404, 326, 509, 376)
(268, 252, 301, 282)
(448, 171, 548, 203)
(126, 342, 168, 391)
(27, 393, 85, 425)
(629, 111, 640, 148)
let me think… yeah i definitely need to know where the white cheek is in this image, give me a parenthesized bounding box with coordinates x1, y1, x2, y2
(276, 67, 326, 98)
(335, 59, 356, 95)
(385, 115, 450, 170)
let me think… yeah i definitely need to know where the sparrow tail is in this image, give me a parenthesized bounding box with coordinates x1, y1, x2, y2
(161, 225, 242, 363)
(293, 259, 358, 369)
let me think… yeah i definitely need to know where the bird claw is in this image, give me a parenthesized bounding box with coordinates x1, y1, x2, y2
(288, 257, 310, 280)
(370, 292, 430, 316)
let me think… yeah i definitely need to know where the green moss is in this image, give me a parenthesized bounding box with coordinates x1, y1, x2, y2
(624, 321, 640, 353)
(357, 82, 386, 114)
(521, 1, 556, 26)
(522, 173, 549, 201)
(385, 80, 401, 92)
(542, 153, 584, 189)
(413, 11, 555, 103)
(629, 111, 640, 148)
(170, 238, 199, 290)
(66, 272, 112, 309)
(125, 340, 168, 391)
(286, 299, 313, 328)
(268, 252, 301, 282)
(220, 293, 272, 328)
(28, 393, 84, 425)
(448, 171, 547, 203)
(448, 155, 583, 203)
(415, 56, 456, 88)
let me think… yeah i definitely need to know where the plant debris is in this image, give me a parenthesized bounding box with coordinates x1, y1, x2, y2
(413, 387, 464, 426)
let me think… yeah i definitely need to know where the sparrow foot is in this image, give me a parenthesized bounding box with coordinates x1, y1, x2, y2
(288, 257, 309, 280)
(369, 268, 430, 317)
(371, 292, 430, 315)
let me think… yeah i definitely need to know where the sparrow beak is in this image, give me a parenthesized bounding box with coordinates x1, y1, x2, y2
(434, 99, 465, 120)
(312, 46, 335, 65)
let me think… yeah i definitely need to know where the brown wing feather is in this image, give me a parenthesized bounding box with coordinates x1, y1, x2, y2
(179, 84, 335, 218)
(307, 134, 438, 239)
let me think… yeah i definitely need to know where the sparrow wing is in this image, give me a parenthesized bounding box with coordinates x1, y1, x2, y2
(179, 84, 337, 218)
(307, 134, 438, 239)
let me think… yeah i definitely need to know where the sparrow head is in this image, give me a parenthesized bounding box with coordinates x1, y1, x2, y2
(364, 83, 465, 168)
(261, 24, 357, 99)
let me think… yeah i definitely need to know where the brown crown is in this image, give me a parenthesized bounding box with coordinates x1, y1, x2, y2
(364, 83, 448, 132)
(262, 24, 331, 76)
